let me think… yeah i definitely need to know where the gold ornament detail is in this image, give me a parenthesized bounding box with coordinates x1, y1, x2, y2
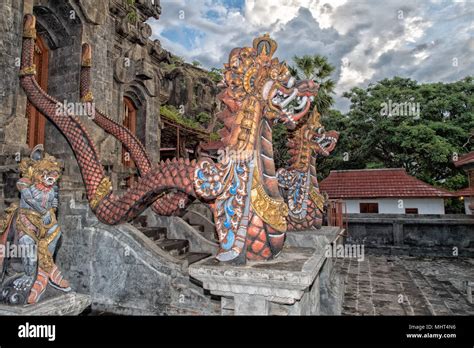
(81, 91, 94, 103)
(23, 14, 36, 39)
(0, 203, 18, 235)
(16, 208, 60, 273)
(19, 65, 37, 77)
(250, 171, 288, 231)
(90, 176, 113, 210)
(309, 186, 326, 212)
(243, 66, 257, 93)
(82, 58, 92, 68)
(252, 33, 277, 58)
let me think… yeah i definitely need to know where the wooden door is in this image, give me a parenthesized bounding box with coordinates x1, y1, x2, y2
(122, 97, 137, 167)
(122, 97, 138, 187)
(26, 35, 48, 148)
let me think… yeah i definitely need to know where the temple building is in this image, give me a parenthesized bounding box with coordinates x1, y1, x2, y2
(0, 0, 220, 207)
(0, 0, 224, 315)
(320, 168, 454, 214)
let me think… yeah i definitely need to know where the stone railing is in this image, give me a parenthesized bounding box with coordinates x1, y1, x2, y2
(346, 214, 474, 256)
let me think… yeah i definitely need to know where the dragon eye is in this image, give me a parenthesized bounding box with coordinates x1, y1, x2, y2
(318, 127, 324, 134)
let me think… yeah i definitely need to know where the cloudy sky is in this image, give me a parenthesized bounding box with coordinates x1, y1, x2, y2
(148, 0, 474, 111)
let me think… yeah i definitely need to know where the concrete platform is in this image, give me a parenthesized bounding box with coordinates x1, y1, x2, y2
(0, 292, 91, 316)
(189, 227, 345, 315)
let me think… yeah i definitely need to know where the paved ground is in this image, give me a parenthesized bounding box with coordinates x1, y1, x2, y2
(336, 255, 474, 315)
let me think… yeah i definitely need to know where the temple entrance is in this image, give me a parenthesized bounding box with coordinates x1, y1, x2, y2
(26, 35, 48, 149)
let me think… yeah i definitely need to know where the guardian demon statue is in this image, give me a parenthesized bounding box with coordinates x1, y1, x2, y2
(19, 14, 327, 264)
(0, 145, 70, 305)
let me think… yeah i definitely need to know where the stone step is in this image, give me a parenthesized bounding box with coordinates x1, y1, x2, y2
(190, 224, 204, 232)
(176, 252, 211, 265)
(138, 227, 167, 241)
(156, 239, 189, 256)
(131, 215, 148, 228)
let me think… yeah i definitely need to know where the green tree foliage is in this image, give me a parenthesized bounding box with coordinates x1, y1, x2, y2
(273, 123, 291, 169)
(319, 76, 474, 213)
(208, 68, 223, 83)
(336, 76, 473, 191)
(273, 72, 473, 212)
(196, 111, 211, 126)
(125, 0, 138, 24)
(160, 105, 202, 130)
(170, 55, 184, 65)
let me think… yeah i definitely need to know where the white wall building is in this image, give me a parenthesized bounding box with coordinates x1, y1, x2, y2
(320, 168, 454, 215)
(342, 198, 446, 214)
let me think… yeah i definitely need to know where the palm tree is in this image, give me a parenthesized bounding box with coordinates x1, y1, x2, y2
(290, 54, 336, 116)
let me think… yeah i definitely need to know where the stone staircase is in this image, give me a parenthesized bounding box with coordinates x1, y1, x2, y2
(56, 192, 221, 315)
(131, 221, 212, 267)
(182, 208, 217, 242)
(62, 192, 216, 268)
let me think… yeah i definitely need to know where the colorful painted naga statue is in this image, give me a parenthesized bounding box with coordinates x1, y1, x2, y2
(19, 15, 318, 264)
(192, 35, 320, 262)
(0, 145, 71, 305)
(277, 110, 339, 230)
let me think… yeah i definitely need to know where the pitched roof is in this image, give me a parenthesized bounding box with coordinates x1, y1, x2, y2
(455, 187, 474, 197)
(454, 151, 474, 167)
(319, 168, 454, 199)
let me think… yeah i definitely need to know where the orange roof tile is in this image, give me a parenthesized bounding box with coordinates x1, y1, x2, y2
(320, 168, 454, 199)
(455, 187, 474, 197)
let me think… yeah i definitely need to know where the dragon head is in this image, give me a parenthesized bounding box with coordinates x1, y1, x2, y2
(307, 110, 339, 157)
(217, 34, 320, 149)
(287, 109, 339, 171)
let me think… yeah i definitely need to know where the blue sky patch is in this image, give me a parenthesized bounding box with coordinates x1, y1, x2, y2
(161, 26, 206, 50)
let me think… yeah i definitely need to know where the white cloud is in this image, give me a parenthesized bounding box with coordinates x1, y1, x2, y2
(150, 0, 473, 112)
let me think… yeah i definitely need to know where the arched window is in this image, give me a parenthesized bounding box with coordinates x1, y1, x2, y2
(26, 35, 48, 148)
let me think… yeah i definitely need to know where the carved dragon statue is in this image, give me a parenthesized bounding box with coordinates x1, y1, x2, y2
(277, 110, 339, 230)
(19, 15, 318, 264)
